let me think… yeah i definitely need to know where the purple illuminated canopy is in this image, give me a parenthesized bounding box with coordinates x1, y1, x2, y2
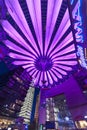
(1, 0, 77, 88)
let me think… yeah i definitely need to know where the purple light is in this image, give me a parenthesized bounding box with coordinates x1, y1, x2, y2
(34, 56, 53, 71)
(33, 0, 43, 52)
(26, 0, 43, 54)
(49, 70, 58, 82)
(54, 60, 77, 66)
(53, 44, 75, 57)
(5, 0, 39, 55)
(47, 71, 53, 84)
(1, 20, 37, 57)
(2, 0, 78, 87)
(49, 32, 73, 57)
(35, 71, 41, 85)
(33, 70, 39, 78)
(9, 53, 34, 61)
(27, 68, 36, 76)
(52, 53, 76, 61)
(39, 72, 43, 86)
(45, 0, 62, 55)
(27, 68, 36, 73)
(51, 68, 62, 79)
(4, 40, 35, 59)
(53, 65, 72, 71)
(44, 72, 48, 86)
(53, 66, 67, 75)
(23, 64, 35, 69)
(47, 9, 70, 55)
(13, 61, 34, 66)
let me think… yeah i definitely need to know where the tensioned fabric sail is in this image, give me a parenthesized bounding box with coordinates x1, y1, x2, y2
(1, 0, 77, 88)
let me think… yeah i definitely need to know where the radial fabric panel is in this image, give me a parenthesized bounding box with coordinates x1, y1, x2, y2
(1, 0, 77, 88)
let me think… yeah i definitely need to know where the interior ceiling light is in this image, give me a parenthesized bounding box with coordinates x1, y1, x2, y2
(1, 0, 77, 87)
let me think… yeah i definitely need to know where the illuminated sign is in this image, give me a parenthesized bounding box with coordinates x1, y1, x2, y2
(72, 0, 87, 68)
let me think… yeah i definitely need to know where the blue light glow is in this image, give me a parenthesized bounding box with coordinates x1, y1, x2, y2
(77, 46, 87, 69)
(72, 0, 83, 43)
(72, 0, 87, 69)
(70, 0, 74, 5)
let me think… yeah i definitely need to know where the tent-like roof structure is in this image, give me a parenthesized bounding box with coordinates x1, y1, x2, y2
(1, 0, 78, 87)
